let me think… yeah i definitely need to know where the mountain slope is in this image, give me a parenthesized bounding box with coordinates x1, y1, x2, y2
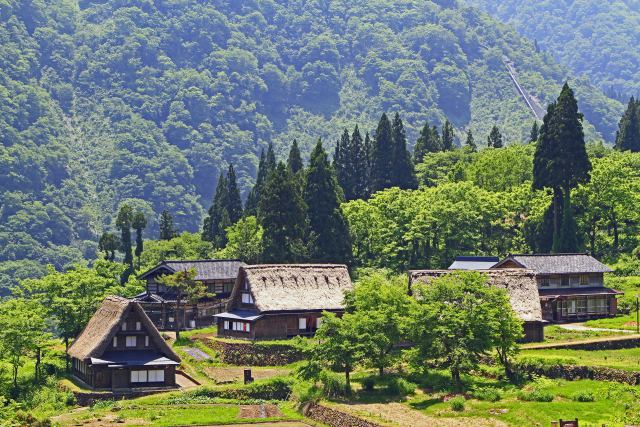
(0, 0, 624, 285)
(467, 0, 640, 98)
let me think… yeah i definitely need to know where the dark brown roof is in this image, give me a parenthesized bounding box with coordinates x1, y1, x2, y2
(138, 259, 245, 281)
(68, 296, 180, 363)
(494, 253, 612, 275)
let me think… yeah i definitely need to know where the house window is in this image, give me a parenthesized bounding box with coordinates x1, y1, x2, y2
(590, 275, 603, 286)
(224, 282, 234, 293)
(136, 322, 141, 331)
(569, 275, 580, 286)
(242, 293, 254, 304)
(121, 323, 127, 331)
(113, 336, 118, 347)
(224, 320, 230, 330)
(148, 370, 164, 382)
(576, 298, 587, 314)
(145, 336, 149, 347)
(539, 276, 550, 287)
(131, 370, 148, 383)
(580, 275, 589, 286)
(231, 321, 250, 332)
(126, 336, 137, 347)
(299, 318, 307, 330)
(561, 276, 570, 287)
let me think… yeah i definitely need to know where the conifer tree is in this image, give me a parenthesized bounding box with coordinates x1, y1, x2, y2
(615, 97, 640, 152)
(529, 121, 539, 143)
(132, 212, 147, 267)
(441, 120, 455, 151)
(259, 162, 307, 262)
(370, 113, 395, 193)
(202, 173, 229, 247)
(487, 125, 503, 148)
(391, 113, 417, 189)
(226, 164, 243, 224)
(245, 145, 276, 216)
(304, 140, 352, 263)
(98, 232, 119, 261)
(159, 210, 176, 240)
(414, 122, 443, 162)
(557, 192, 579, 252)
(116, 204, 134, 282)
(287, 139, 304, 173)
(334, 128, 351, 197)
(465, 129, 476, 152)
(351, 125, 370, 200)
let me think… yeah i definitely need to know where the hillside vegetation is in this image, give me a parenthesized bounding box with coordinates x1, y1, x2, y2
(468, 0, 640, 98)
(0, 0, 624, 284)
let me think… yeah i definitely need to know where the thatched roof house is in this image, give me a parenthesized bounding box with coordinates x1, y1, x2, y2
(68, 296, 180, 390)
(215, 264, 353, 340)
(409, 269, 544, 342)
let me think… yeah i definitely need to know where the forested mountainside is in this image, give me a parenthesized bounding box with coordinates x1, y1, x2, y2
(0, 0, 624, 285)
(467, 0, 640, 98)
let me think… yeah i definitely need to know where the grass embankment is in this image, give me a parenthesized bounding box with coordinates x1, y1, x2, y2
(520, 347, 640, 371)
(584, 274, 640, 331)
(585, 314, 640, 331)
(539, 325, 628, 344)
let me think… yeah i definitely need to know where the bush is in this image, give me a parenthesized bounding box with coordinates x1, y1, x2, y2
(449, 396, 465, 411)
(291, 380, 321, 403)
(518, 389, 555, 402)
(386, 378, 417, 397)
(361, 376, 376, 392)
(319, 371, 348, 397)
(572, 391, 595, 402)
(471, 387, 502, 402)
(173, 376, 293, 402)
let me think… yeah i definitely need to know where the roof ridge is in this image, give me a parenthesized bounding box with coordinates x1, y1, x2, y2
(163, 258, 243, 263)
(509, 253, 590, 257)
(243, 264, 348, 269)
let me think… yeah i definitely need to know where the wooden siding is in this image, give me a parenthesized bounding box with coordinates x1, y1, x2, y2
(217, 313, 328, 340)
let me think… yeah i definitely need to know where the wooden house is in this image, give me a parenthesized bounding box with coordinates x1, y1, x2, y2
(214, 264, 353, 340)
(134, 259, 245, 330)
(493, 253, 621, 322)
(409, 269, 545, 342)
(68, 296, 180, 390)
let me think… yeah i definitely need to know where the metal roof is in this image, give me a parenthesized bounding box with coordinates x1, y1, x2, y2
(213, 310, 263, 322)
(449, 256, 499, 270)
(138, 259, 245, 281)
(90, 350, 180, 367)
(494, 253, 612, 275)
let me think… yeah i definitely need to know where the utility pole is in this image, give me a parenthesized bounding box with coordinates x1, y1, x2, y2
(636, 294, 639, 334)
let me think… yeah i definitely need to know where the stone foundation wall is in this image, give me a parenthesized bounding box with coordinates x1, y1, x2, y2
(517, 361, 640, 385)
(302, 402, 383, 427)
(526, 336, 640, 351)
(205, 338, 303, 366)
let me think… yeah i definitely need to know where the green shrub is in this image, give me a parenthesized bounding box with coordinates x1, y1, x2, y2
(173, 376, 293, 403)
(518, 389, 555, 402)
(361, 376, 376, 392)
(471, 387, 502, 402)
(449, 396, 465, 411)
(320, 371, 348, 397)
(291, 380, 321, 403)
(386, 378, 417, 397)
(572, 391, 595, 402)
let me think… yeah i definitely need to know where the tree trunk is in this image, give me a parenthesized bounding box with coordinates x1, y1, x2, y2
(345, 369, 351, 395)
(451, 367, 461, 389)
(35, 347, 41, 383)
(552, 188, 562, 252)
(65, 336, 70, 372)
(379, 366, 384, 377)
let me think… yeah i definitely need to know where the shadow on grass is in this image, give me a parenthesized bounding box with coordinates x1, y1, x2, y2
(408, 398, 442, 410)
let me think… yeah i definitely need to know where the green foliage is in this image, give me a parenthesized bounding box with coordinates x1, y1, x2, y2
(471, 386, 502, 402)
(517, 388, 555, 402)
(287, 140, 304, 174)
(385, 377, 417, 397)
(572, 391, 595, 402)
(615, 98, 640, 152)
(157, 268, 207, 339)
(139, 232, 214, 271)
(449, 396, 466, 411)
(487, 125, 504, 148)
(215, 216, 263, 263)
(159, 210, 177, 241)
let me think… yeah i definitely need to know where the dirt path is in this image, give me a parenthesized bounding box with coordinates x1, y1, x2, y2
(522, 331, 640, 349)
(331, 402, 506, 427)
(557, 322, 635, 333)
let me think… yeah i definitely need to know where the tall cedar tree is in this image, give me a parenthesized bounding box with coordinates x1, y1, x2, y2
(558, 191, 579, 252)
(202, 173, 229, 246)
(115, 205, 134, 282)
(529, 121, 539, 143)
(533, 83, 591, 252)
(287, 139, 304, 173)
(245, 143, 277, 215)
(364, 131, 372, 187)
(465, 129, 477, 152)
(441, 120, 455, 151)
(304, 139, 352, 263)
(258, 162, 307, 262)
(370, 113, 395, 192)
(414, 122, 443, 162)
(159, 209, 175, 240)
(487, 125, 504, 148)
(98, 232, 119, 261)
(351, 125, 370, 200)
(226, 164, 243, 224)
(615, 97, 640, 152)
(132, 212, 146, 267)
(334, 129, 351, 196)
(391, 113, 417, 189)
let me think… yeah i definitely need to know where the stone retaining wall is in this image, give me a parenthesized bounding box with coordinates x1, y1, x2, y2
(205, 338, 303, 366)
(72, 388, 177, 406)
(517, 361, 640, 385)
(525, 336, 640, 351)
(302, 402, 383, 427)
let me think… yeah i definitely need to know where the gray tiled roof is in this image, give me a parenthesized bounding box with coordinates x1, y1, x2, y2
(138, 259, 245, 281)
(449, 256, 499, 270)
(495, 253, 612, 275)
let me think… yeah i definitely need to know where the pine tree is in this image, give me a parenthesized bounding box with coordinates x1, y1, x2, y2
(304, 139, 352, 263)
(226, 164, 243, 224)
(487, 125, 503, 148)
(202, 173, 229, 247)
(351, 125, 370, 200)
(245, 146, 276, 216)
(441, 120, 455, 151)
(370, 113, 395, 192)
(98, 232, 119, 261)
(287, 139, 304, 173)
(615, 97, 640, 152)
(415, 122, 444, 162)
(391, 113, 417, 189)
(258, 162, 307, 262)
(529, 121, 539, 143)
(159, 210, 176, 240)
(364, 131, 372, 194)
(132, 212, 147, 267)
(557, 192, 579, 252)
(334, 128, 351, 197)
(116, 204, 134, 283)
(465, 129, 476, 152)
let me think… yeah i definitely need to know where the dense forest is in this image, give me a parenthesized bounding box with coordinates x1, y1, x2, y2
(468, 0, 640, 98)
(0, 0, 626, 288)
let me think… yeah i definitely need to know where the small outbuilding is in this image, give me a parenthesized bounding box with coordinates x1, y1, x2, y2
(448, 256, 500, 270)
(214, 264, 353, 340)
(68, 296, 181, 390)
(409, 269, 545, 342)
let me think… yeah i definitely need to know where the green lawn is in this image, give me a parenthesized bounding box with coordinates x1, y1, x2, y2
(520, 347, 640, 371)
(539, 325, 628, 343)
(585, 313, 640, 331)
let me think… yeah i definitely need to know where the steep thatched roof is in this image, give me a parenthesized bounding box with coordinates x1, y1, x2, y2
(494, 253, 612, 274)
(68, 296, 180, 362)
(409, 269, 543, 322)
(230, 264, 353, 313)
(138, 259, 245, 281)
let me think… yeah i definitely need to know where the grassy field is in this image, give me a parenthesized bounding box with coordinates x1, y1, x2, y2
(585, 313, 640, 331)
(539, 325, 628, 343)
(520, 347, 640, 371)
